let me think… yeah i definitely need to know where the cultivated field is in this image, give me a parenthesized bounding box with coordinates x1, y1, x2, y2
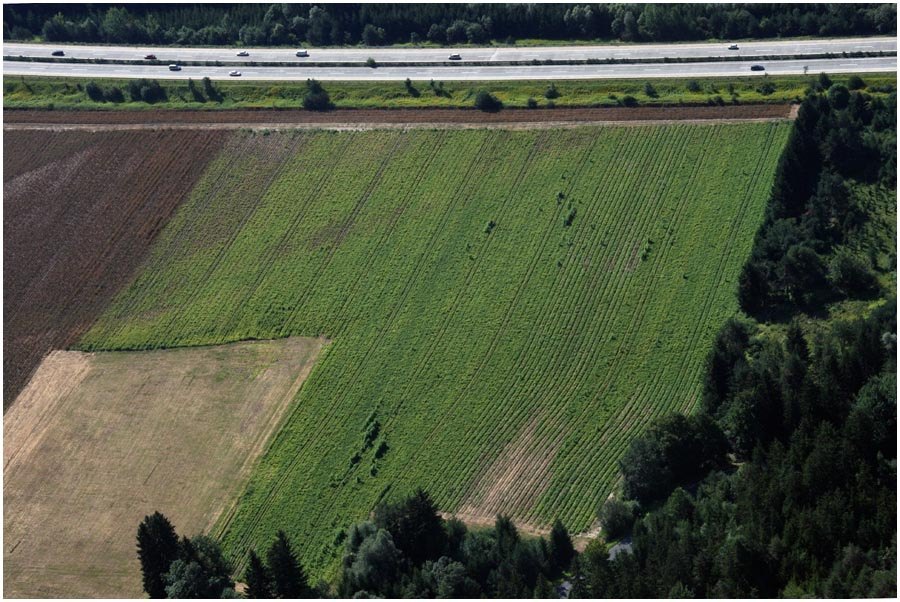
(3, 129, 225, 404)
(3, 337, 323, 597)
(77, 124, 790, 575)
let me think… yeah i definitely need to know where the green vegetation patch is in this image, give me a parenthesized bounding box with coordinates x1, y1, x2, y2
(4, 73, 895, 110)
(79, 123, 790, 577)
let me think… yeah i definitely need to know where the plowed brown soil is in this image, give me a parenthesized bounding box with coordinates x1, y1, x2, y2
(3, 129, 227, 405)
(4, 104, 792, 127)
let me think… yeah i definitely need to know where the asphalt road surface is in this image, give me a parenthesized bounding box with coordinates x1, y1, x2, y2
(3, 56, 896, 81)
(4, 37, 895, 64)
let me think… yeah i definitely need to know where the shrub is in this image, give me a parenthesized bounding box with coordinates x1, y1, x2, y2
(404, 78, 420, 97)
(474, 90, 502, 112)
(827, 84, 850, 109)
(599, 498, 636, 540)
(757, 81, 776, 95)
(526, 97, 538, 109)
(828, 249, 878, 296)
(303, 79, 333, 111)
(847, 75, 866, 90)
(544, 83, 560, 99)
(643, 82, 658, 98)
(686, 80, 701, 93)
(104, 86, 125, 103)
(365, 57, 377, 68)
(85, 81, 104, 101)
(621, 95, 638, 107)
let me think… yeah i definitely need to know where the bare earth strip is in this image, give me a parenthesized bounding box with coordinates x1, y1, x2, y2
(3, 104, 793, 130)
(3, 337, 324, 598)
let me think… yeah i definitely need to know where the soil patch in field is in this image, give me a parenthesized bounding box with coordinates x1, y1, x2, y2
(3, 129, 227, 405)
(3, 336, 324, 598)
(3, 104, 792, 128)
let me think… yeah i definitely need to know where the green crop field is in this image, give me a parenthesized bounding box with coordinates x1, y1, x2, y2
(79, 123, 790, 576)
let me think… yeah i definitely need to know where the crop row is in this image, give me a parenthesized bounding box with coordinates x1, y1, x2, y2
(79, 123, 790, 577)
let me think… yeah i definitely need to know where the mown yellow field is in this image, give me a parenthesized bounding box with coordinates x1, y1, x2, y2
(3, 337, 323, 598)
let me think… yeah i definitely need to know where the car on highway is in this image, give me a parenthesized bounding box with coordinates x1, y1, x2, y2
(236, 50, 249, 57)
(728, 44, 739, 50)
(296, 50, 309, 57)
(448, 53, 462, 60)
(750, 64, 765, 71)
(51, 50, 65, 56)
(168, 64, 182, 71)
(229, 70, 242, 77)
(144, 54, 157, 60)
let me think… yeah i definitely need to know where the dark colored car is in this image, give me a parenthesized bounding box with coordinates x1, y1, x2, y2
(144, 54, 157, 60)
(51, 50, 65, 56)
(750, 64, 765, 71)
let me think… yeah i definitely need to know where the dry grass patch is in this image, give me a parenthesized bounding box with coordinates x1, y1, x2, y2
(3, 336, 323, 598)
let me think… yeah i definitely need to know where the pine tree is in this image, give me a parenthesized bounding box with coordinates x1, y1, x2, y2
(244, 550, 274, 599)
(548, 518, 575, 574)
(267, 531, 310, 598)
(136, 512, 180, 598)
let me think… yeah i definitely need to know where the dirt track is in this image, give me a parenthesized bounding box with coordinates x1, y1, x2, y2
(4, 104, 793, 129)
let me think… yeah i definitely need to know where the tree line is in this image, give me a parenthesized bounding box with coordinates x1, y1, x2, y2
(6, 4, 896, 47)
(137, 489, 577, 598)
(738, 77, 896, 317)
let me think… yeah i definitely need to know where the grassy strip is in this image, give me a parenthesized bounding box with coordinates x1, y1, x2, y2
(4, 50, 893, 68)
(4, 72, 896, 110)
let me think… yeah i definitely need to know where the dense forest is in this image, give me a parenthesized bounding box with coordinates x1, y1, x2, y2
(5, 4, 896, 47)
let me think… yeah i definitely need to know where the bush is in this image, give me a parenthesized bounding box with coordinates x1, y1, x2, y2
(365, 57, 377, 68)
(643, 82, 658, 98)
(847, 75, 866, 90)
(599, 499, 636, 540)
(828, 249, 878, 296)
(827, 84, 850, 109)
(104, 86, 124, 103)
(757, 81, 776, 95)
(404, 78, 419, 97)
(127, 79, 167, 104)
(621, 95, 638, 107)
(303, 79, 333, 111)
(473, 90, 502, 112)
(544, 83, 560, 99)
(85, 81, 104, 101)
(526, 97, 538, 109)
(686, 80, 702, 93)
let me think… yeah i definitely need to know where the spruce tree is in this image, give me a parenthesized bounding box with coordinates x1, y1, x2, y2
(548, 519, 575, 574)
(244, 550, 274, 599)
(266, 531, 310, 598)
(136, 512, 180, 598)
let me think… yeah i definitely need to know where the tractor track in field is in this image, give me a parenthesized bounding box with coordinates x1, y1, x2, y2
(4, 104, 794, 131)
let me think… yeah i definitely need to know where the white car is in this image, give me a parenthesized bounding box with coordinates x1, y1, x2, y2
(236, 50, 249, 57)
(168, 64, 182, 71)
(229, 70, 242, 77)
(296, 50, 309, 57)
(448, 53, 462, 60)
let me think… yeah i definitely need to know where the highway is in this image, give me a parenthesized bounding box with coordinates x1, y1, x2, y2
(3, 56, 896, 81)
(3, 37, 896, 64)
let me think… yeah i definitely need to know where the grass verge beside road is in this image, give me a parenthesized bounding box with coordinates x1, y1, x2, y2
(4, 73, 895, 111)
